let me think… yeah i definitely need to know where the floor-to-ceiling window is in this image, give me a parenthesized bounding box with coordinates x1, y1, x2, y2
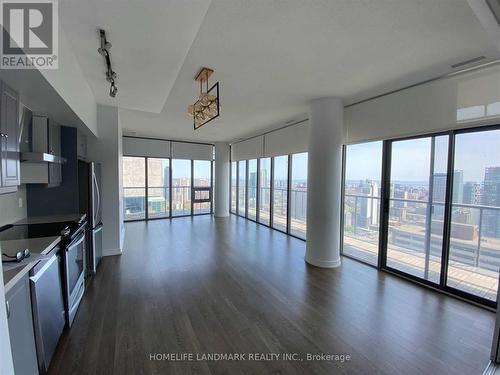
(238, 160, 246, 216)
(272, 155, 288, 232)
(290, 153, 308, 239)
(193, 160, 212, 215)
(147, 158, 170, 219)
(231, 161, 237, 213)
(385, 135, 448, 283)
(447, 129, 500, 302)
(342, 142, 382, 265)
(172, 159, 192, 216)
(123, 156, 146, 220)
(247, 159, 257, 220)
(258, 158, 271, 226)
(341, 126, 500, 306)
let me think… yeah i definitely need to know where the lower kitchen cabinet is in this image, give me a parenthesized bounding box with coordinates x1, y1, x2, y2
(6, 274, 39, 375)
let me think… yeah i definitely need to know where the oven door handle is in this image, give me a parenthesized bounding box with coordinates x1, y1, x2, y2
(67, 233, 85, 251)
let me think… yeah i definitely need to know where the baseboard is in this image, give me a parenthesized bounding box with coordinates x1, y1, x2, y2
(102, 248, 122, 257)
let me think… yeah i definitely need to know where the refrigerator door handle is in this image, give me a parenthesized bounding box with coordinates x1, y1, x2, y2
(93, 172, 100, 225)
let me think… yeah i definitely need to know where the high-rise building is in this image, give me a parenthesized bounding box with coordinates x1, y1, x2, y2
(432, 170, 463, 203)
(433, 173, 447, 202)
(357, 180, 379, 228)
(483, 167, 500, 237)
(453, 170, 464, 203)
(463, 182, 481, 205)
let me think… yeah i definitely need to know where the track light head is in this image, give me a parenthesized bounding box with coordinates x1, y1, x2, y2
(109, 83, 117, 97)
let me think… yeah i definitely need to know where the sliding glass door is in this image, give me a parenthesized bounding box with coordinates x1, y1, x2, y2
(447, 129, 500, 302)
(385, 135, 448, 284)
(258, 158, 271, 226)
(231, 162, 237, 213)
(247, 159, 257, 220)
(123, 157, 146, 220)
(172, 159, 192, 216)
(290, 153, 308, 239)
(238, 161, 246, 216)
(147, 158, 170, 219)
(358, 126, 500, 306)
(342, 142, 382, 266)
(193, 160, 212, 215)
(272, 156, 288, 232)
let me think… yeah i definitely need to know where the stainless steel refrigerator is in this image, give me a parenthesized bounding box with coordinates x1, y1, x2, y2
(79, 161, 103, 274)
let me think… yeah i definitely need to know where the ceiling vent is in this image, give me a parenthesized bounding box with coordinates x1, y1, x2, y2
(486, 0, 500, 26)
(450, 56, 486, 69)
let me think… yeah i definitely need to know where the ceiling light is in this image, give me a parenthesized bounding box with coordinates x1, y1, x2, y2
(187, 67, 221, 130)
(97, 29, 118, 98)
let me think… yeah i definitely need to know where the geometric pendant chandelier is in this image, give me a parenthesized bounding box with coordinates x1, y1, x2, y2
(187, 67, 221, 130)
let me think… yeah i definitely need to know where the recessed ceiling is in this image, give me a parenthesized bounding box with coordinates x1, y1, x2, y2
(60, 0, 211, 113)
(63, 0, 499, 143)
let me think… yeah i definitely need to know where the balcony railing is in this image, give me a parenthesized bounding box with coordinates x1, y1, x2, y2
(343, 192, 500, 300)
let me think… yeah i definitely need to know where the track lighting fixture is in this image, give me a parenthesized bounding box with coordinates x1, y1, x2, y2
(97, 29, 118, 98)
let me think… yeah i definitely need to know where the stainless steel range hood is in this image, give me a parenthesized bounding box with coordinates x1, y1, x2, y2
(20, 152, 66, 164)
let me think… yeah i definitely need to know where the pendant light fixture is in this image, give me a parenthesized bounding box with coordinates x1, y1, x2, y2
(188, 67, 220, 129)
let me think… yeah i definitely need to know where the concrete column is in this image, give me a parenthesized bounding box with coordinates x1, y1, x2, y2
(305, 97, 344, 268)
(214, 142, 230, 217)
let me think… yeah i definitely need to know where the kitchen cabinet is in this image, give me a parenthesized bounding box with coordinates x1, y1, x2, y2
(21, 116, 63, 186)
(0, 81, 20, 193)
(6, 273, 39, 375)
(48, 122, 62, 186)
(77, 131, 87, 160)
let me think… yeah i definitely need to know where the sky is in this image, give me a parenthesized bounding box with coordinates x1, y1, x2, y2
(345, 130, 500, 183)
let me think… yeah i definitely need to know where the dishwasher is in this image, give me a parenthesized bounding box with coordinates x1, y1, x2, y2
(30, 249, 66, 374)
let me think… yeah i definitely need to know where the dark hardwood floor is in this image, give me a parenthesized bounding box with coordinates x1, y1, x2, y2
(49, 215, 495, 375)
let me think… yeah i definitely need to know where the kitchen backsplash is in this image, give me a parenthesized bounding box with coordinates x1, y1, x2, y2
(0, 185, 27, 226)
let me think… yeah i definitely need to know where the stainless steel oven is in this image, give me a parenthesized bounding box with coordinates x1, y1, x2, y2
(62, 228, 86, 327)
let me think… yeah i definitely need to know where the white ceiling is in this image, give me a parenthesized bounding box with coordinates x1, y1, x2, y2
(60, 0, 211, 113)
(63, 0, 499, 143)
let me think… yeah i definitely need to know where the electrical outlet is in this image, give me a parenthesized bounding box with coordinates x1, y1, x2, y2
(18, 197, 23, 208)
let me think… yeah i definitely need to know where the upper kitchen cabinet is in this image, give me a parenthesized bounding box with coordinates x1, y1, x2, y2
(0, 81, 20, 192)
(77, 130, 87, 160)
(20, 115, 64, 186)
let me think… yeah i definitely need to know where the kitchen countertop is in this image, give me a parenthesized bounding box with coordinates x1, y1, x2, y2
(14, 213, 87, 225)
(1, 236, 61, 293)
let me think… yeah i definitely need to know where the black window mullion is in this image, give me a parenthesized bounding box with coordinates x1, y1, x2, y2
(245, 160, 249, 218)
(191, 159, 194, 216)
(270, 157, 275, 228)
(210, 160, 214, 214)
(440, 132, 455, 288)
(256, 159, 260, 222)
(145, 157, 149, 220)
(378, 140, 391, 270)
(286, 154, 292, 234)
(236, 161, 239, 215)
(169, 158, 172, 218)
(340, 145, 346, 255)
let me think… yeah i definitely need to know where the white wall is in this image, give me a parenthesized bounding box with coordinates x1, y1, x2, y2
(0, 186, 27, 226)
(39, 28, 97, 136)
(87, 105, 123, 255)
(345, 64, 500, 143)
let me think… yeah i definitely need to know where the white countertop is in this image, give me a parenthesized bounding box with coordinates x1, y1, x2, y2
(1, 236, 61, 293)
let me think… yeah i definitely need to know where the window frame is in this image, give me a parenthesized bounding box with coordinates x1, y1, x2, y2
(341, 123, 500, 308)
(123, 155, 214, 222)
